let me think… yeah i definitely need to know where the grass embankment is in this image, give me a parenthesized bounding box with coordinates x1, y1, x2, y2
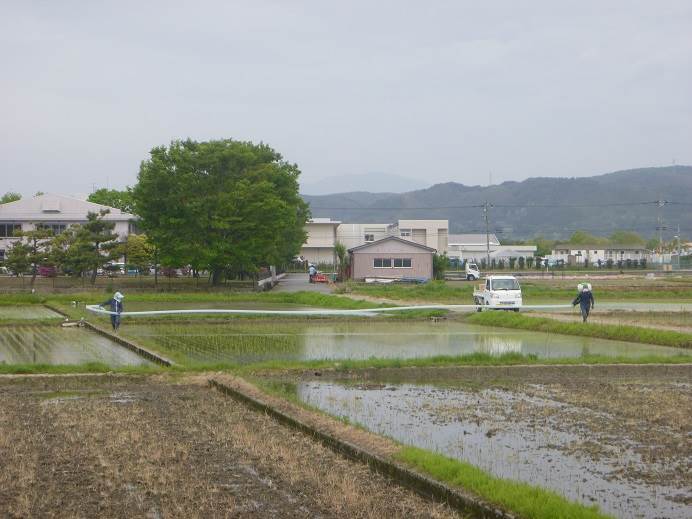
(341, 280, 692, 303)
(233, 351, 692, 375)
(468, 312, 692, 349)
(0, 291, 380, 308)
(0, 362, 165, 375)
(397, 447, 612, 519)
(6, 351, 691, 376)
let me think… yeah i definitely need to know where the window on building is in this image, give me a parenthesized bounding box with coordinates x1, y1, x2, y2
(37, 223, 67, 235)
(128, 221, 140, 234)
(0, 249, 5, 261)
(374, 258, 392, 268)
(364, 233, 375, 242)
(400, 229, 411, 238)
(0, 223, 22, 238)
(393, 258, 412, 268)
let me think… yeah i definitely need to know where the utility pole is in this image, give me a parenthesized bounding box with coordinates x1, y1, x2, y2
(483, 201, 492, 269)
(656, 198, 666, 254)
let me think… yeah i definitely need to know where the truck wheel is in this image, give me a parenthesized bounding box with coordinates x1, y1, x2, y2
(467, 275, 472, 281)
(513, 309, 520, 312)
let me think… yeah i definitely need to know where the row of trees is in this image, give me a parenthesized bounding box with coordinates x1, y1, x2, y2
(470, 257, 648, 271)
(4, 210, 154, 288)
(507, 230, 684, 256)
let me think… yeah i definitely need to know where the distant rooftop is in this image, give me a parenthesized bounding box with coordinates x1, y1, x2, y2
(448, 233, 501, 246)
(0, 193, 135, 221)
(309, 218, 341, 225)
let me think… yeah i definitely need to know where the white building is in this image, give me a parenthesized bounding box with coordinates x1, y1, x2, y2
(299, 218, 448, 265)
(550, 244, 650, 266)
(388, 219, 448, 253)
(0, 194, 136, 261)
(299, 218, 341, 264)
(447, 234, 536, 263)
(336, 223, 389, 249)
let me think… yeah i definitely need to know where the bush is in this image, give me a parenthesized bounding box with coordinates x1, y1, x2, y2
(432, 253, 449, 280)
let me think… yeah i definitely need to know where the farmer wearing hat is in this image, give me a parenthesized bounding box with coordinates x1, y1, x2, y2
(572, 284, 594, 323)
(99, 291, 125, 332)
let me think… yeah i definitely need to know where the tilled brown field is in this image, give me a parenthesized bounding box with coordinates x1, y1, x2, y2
(0, 375, 459, 519)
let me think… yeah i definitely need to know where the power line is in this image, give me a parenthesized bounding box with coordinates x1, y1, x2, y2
(308, 200, 691, 210)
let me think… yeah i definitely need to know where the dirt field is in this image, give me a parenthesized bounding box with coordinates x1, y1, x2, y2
(0, 374, 459, 519)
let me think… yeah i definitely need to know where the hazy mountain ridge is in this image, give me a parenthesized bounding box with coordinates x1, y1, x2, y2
(301, 172, 428, 195)
(303, 166, 692, 239)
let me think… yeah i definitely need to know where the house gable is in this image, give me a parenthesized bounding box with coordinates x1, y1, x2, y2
(348, 236, 436, 254)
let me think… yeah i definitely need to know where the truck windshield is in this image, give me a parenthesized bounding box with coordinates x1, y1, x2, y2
(468, 264, 478, 270)
(492, 279, 520, 290)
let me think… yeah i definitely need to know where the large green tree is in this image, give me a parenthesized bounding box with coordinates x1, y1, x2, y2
(132, 139, 309, 284)
(88, 188, 135, 213)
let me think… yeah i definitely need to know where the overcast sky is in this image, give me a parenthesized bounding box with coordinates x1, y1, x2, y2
(2, 1, 691, 196)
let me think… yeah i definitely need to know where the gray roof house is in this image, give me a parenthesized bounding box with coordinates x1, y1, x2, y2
(348, 236, 436, 281)
(0, 193, 136, 261)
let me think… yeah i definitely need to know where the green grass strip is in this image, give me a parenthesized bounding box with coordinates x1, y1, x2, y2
(0, 291, 380, 308)
(3, 351, 690, 375)
(342, 280, 692, 303)
(231, 352, 692, 375)
(397, 446, 613, 519)
(468, 312, 692, 349)
(0, 362, 166, 375)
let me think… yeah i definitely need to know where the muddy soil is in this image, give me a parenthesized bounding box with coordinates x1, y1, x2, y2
(0, 375, 459, 519)
(279, 364, 692, 517)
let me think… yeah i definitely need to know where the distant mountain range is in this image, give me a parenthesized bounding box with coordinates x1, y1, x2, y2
(302, 166, 692, 240)
(300, 172, 428, 195)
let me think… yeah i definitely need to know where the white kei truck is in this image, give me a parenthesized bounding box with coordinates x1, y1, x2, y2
(473, 275, 522, 311)
(465, 262, 481, 280)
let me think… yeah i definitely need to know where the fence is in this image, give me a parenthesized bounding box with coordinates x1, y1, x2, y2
(0, 275, 256, 294)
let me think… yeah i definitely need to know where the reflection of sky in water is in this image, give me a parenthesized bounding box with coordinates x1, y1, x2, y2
(297, 381, 690, 519)
(0, 306, 62, 319)
(0, 326, 153, 366)
(127, 321, 685, 364)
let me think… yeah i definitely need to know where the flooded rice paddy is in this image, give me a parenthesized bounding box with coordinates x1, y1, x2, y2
(0, 305, 63, 319)
(296, 373, 692, 519)
(0, 326, 153, 366)
(121, 320, 685, 365)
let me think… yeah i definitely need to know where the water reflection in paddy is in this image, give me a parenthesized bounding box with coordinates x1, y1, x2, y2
(123, 320, 684, 365)
(0, 326, 154, 366)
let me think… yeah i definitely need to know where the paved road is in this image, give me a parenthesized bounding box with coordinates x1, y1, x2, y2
(273, 273, 334, 293)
